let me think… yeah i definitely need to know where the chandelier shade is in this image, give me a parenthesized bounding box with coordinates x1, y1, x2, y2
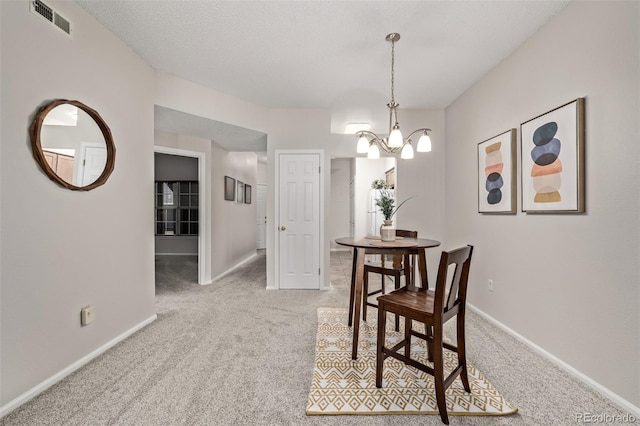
(356, 33, 432, 160)
(368, 141, 380, 159)
(356, 134, 369, 153)
(417, 131, 432, 152)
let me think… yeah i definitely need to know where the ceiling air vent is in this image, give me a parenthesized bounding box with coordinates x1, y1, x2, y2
(30, 0, 72, 37)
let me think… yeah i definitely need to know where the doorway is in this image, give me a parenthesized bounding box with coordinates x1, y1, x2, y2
(329, 157, 396, 246)
(154, 146, 207, 285)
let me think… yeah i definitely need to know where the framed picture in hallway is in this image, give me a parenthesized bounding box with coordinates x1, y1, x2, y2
(236, 180, 245, 203)
(520, 98, 585, 213)
(244, 184, 252, 204)
(224, 176, 235, 201)
(477, 129, 517, 214)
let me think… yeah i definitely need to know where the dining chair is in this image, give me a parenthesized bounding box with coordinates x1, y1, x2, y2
(362, 229, 417, 330)
(375, 245, 474, 425)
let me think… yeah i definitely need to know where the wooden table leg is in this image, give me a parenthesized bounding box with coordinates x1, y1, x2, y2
(419, 247, 433, 359)
(347, 248, 357, 327)
(403, 254, 412, 287)
(351, 247, 366, 360)
(418, 248, 428, 290)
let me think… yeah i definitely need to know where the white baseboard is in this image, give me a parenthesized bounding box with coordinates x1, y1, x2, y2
(210, 253, 258, 283)
(467, 303, 640, 417)
(155, 253, 198, 256)
(0, 314, 157, 419)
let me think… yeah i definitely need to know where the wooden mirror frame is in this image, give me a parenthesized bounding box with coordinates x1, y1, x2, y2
(30, 99, 116, 191)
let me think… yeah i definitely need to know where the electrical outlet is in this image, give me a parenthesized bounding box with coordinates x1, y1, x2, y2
(81, 305, 95, 325)
(488, 279, 494, 292)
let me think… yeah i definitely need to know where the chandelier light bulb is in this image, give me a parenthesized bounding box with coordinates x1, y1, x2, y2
(416, 132, 432, 152)
(400, 142, 414, 159)
(388, 125, 403, 148)
(357, 135, 369, 153)
(368, 142, 380, 159)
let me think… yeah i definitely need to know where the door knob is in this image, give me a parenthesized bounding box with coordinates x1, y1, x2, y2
(280, 226, 286, 231)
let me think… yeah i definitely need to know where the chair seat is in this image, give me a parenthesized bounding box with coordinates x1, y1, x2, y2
(378, 288, 436, 318)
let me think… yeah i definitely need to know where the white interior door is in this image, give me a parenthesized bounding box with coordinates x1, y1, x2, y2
(81, 144, 107, 186)
(256, 184, 267, 249)
(278, 153, 320, 289)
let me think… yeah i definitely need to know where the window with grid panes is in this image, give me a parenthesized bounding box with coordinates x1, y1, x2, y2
(155, 181, 198, 236)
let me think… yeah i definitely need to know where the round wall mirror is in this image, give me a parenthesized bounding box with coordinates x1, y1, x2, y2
(30, 99, 115, 191)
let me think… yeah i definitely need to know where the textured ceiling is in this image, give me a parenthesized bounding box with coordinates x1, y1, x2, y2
(77, 1, 569, 150)
(77, 0, 569, 110)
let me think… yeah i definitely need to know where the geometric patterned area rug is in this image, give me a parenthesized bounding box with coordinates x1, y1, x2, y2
(306, 307, 518, 417)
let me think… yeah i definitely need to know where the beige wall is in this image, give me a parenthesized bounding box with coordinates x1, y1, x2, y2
(155, 72, 270, 134)
(445, 1, 639, 407)
(0, 1, 156, 408)
(257, 161, 268, 184)
(210, 145, 258, 280)
(328, 158, 352, 250)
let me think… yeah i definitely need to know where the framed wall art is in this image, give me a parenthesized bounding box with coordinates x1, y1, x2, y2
(224, 176, 235, 201)
(244, 184, 252, 204)
(477, 129, 517, 213)
(236, 180, 245, 204)
(520, 98, 585, 213)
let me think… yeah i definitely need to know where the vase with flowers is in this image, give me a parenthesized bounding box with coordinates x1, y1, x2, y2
(375, 189, 415, 241)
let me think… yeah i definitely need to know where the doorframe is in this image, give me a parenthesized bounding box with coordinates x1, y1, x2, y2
(273, 149, 325, 290)
(256, 183, 267, 250)
(153, 145, 209, 285)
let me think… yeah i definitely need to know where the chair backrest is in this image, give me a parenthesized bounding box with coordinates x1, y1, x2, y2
(433, 245, 473, 316)
(395, 229, 417, 238)
(387, 229, 418, 268)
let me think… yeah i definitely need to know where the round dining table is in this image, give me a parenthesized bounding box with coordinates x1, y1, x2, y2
(335, 236, 441, 360)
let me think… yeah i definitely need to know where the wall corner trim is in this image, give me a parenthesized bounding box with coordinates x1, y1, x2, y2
(0, 314, 158, 419)
(467, 304, 640, 417)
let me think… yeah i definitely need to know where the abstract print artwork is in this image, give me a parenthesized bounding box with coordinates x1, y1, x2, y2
(521, 98, 584, 213)
(477, 129, 516, 213)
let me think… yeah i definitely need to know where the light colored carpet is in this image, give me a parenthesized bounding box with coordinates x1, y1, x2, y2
(1, 251, 633, 425)
(307, 307, 517, 417)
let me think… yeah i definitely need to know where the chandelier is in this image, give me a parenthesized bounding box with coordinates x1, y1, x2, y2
(356, 33, 432, 160)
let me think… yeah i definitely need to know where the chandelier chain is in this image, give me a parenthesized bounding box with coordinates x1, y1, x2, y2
(390, 38, 395, 104)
